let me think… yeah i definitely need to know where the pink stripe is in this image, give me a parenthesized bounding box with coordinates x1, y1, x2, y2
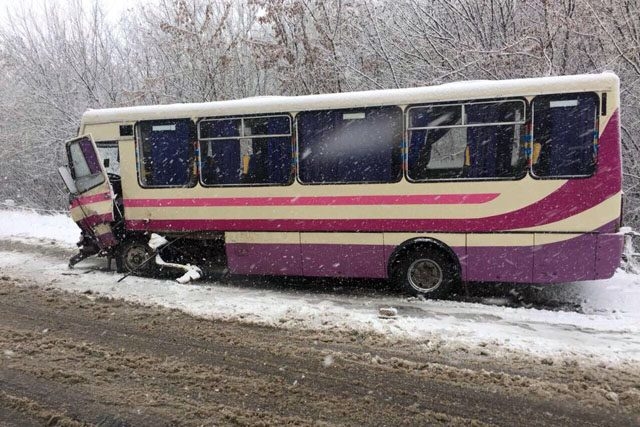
(124, 193, 499, 208)
(71, 192, 111, 208)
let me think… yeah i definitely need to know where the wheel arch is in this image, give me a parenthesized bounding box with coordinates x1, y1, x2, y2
(386, 237, 462, 281)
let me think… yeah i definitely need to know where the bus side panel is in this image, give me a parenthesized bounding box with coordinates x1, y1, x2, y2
(466, 234, 534, 283)
(533, 234, 596, 283)
(300, 233, 386, 278)
(225, 232, 302, 276)
(383, 233, 467, 281)
(595, 233, 624, 279)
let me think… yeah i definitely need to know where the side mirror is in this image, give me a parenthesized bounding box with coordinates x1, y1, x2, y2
(58, 166, 78, 195)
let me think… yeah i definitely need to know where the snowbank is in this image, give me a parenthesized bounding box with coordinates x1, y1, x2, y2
(0, 209, 638, 363)
(0, 208, 79, 246)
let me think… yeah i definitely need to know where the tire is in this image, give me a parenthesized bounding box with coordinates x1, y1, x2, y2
(393, 247, 459, 299)
(116, 239, 154, 275)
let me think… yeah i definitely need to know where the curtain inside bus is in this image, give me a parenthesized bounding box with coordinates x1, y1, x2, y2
(297, 106, 402, 183)
(201, 116, 291, 185)
(139, 119, 194, 186)
(532, 93, 597, 177)
(465, 103, 517, 178)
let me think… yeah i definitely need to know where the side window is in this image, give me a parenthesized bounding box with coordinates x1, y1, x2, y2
(297, 106, 402, 184)
(199, 115, 292, 186)
(407, 105, 465, 180)
(407, 100, 526, 180)
(137, 119, 196, 187)
(96, 143, 120, 175)
(532, 93, 598, 178)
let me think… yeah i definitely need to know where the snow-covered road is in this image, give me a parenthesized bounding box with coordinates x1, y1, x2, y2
(1, 208, 639, 363)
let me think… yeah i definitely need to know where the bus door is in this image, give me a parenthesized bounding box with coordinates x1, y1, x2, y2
(59, 135, 117, 249)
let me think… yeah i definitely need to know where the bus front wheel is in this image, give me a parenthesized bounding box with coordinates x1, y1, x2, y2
(116, 239, 154, 275)
(394, 247, 459, 299)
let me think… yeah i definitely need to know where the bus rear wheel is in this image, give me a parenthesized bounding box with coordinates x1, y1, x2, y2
(394, 247, 459, 299)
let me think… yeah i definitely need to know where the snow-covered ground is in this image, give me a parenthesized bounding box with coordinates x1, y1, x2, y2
(0, 208, 639, 363)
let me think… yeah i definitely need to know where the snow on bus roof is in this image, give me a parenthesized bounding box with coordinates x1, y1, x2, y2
(81, 72, 619, 124)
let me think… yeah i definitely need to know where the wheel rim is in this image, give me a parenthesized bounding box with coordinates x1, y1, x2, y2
(407, 258, 443, 293)
(124, 244, 148, 271)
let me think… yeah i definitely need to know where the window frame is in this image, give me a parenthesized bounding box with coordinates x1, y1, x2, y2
(529, 92, 600, 180)
(405, 98, 529, 183)
(135, 119, 198, 189)
(197, 113, 294, 188)
(295, 106, 404, 186)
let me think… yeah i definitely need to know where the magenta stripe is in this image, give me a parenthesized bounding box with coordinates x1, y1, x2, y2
(78, 212, 114, 229)
(71, 192, 111, 208)
(596, 234, 624, 279)
(96, 231, 118, 248)
(124, 193, 500, 208)
(223, 235, 621, 282)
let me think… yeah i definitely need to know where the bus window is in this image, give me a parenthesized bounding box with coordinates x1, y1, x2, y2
(137, 119, 196, 187)
(199, 115, 292, 186)
(407, 105, 465, 180)
(297, 106, 402, 184)
(96, 143, 120, 176)
(199, 118, 241, 139)
(532, 93, 598, 178)
(464, 101, 526, 179)
(407, 100, 526, 181)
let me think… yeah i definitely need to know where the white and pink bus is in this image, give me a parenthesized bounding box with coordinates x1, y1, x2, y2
(60, 72, 624, 298)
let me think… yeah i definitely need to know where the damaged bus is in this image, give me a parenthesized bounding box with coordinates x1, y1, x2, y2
(59, 72, 625, 298)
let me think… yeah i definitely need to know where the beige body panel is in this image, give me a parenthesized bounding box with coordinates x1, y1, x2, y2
(76, 73, 621, 254)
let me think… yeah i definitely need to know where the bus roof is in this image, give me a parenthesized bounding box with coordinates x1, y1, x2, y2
(81, 72, 619, 125)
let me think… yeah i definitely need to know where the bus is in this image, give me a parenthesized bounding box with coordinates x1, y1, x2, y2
(59, 72, 624, 298)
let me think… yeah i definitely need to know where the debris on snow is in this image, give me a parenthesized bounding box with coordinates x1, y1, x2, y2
(154, 254, 202, 284)
(176, 267, 202, 284)
(605, 391, 619, 404)
(378, 307, 398, 319)
(322, 354, 334, 367)
(149, 233, 202, 283)
(148, 233, 169, 250)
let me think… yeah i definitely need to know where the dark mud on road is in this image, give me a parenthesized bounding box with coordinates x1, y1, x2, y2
(0, 277, 639, 426)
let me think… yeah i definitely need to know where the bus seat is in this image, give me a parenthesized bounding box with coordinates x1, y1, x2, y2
(532, 142, 542, 165)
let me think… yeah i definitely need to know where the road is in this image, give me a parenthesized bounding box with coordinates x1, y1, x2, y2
(0, 283, 638, 425)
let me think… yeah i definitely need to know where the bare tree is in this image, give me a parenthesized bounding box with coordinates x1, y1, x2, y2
(1, 0, 640, 229)
(121, 0, 262, 103)
(0, 0, 125, 208)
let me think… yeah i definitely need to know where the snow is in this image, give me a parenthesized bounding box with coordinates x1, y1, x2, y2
(148, 233, 169, 250)
(81, 73, 619, 125)
(0, 209, 79, 246)
(0, 208, 639, 363)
